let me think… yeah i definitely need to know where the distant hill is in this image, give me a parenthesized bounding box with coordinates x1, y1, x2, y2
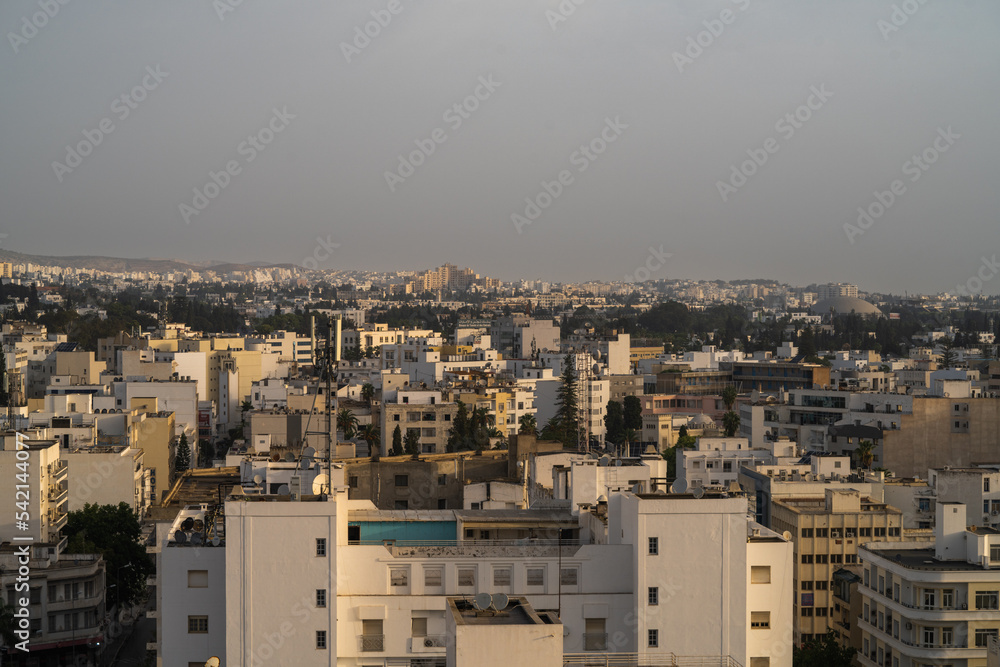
(0, 249, 299, 274)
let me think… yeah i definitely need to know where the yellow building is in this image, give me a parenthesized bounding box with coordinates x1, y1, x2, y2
(131, 400, 176, 503)
(770, 489, 907, 644)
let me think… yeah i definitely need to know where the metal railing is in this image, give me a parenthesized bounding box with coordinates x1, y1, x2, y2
(563, 654, 743, 667)
(416, 634, 447, 648)
(360, 634, 385, 652)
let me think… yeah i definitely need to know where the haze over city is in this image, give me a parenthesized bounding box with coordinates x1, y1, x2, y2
(2, 0, 999, 293)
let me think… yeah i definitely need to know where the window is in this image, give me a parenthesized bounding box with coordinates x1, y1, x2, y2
(349, 476, 358, 488)
(647, 629, 658, 647)
(815, 528, 828, 538)
(187, 616, 209, 633)
(438, 474, 447, 485)
(187, 570, 208, 588)
(527, 568, 545, 586)
(750, 659, 771, 667)
(987, 478, 992, 493)
(801, 581, 813, 591)
(458, 568, 476, 587)
(316, 538, 327, 556)
(648, 537, 659, 555)
(941, 626, 953, 646)
(560, 568, 578, 586)
(801, 554, 813, 564)
(923, 589, 936, 608)
(750, 612, 770, 629)
(801, 607, 813, 617)
(394, 500, 409, 510)
(941, 589, 953, 608)
(800, 528, 813, 538)
(412, 617, 428, 637)
(874, 527, 886, 537)
(395, 475, 409, 487)
(316, 630, 327, 649)
(815, 580, 828, 591)
(888, 527, 900, 537)
(860, 528, 872, 537)
(316, 589, 326, 607)
(815, 554, 828, 564)
(976, 591, 999, 610)
(648, 587, 658, 605)
(493, 568, 512, 587)
(992, 545, 1000, 563)
(976, 628, 999, 647)
(390, 568, 409, 587)
(751, 566, 771, 584)
(816, 607, 828, 617)
(424, 568, 443, 587)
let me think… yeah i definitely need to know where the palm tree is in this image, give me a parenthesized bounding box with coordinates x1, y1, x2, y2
(360, 383, 375, 406)
(722, 411, 740, 438)
(854, 440, 875, 470)
(722, 385, 738, 412)
(518, 413, 537, 436)
(360, 424, 380, 458)
(336, 407, 359, 439)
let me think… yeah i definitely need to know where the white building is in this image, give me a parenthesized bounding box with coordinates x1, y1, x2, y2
(154, 470, 793, 666)
(858, 502, 1000, 667)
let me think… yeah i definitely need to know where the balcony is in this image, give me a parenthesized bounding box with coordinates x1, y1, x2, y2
(360, 634, 385, 652)
(49, 485, 68, 504)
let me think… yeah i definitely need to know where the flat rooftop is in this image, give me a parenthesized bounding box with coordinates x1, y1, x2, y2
(447, 596, 555, 626)
(865, 547, 989, 572)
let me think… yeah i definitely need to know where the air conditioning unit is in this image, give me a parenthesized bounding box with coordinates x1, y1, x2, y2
(424, 638, 435, 647)
(905, 622, 912, 630)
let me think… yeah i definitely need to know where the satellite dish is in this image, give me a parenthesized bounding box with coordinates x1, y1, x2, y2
(312, 474, 328, 495)
(490, 593, 509, 611)
(253, 474, 263, 485)
(670, 480, 687, 494)
(192, 519, 205, 532)
(614, 459, 623, 467)
(284, 452, 295, 462)
(205, 658, 221, 667)
(473, 593, 493, 611)
(782, 531, 793, 541)
(211, 536, 221, 546)
(190, 533, 204, 546)
(631, 483, 642, 494)
(300, 458, 311, 469)
(277, 484, 290, 496)
(303, 447, 316, 458)
(693, 487, 705, 499)
(174, 531, 187, 544)
(181, 517, 195, 531)
(598, 455, 611, 467)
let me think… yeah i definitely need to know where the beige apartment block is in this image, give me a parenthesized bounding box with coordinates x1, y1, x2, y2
(770, 489, 906, 644)
(882, 398, 1000, 478)
(131, 402, 176, 503)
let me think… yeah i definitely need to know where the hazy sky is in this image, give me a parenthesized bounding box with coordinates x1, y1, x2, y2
(2, 0, 998, 294)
